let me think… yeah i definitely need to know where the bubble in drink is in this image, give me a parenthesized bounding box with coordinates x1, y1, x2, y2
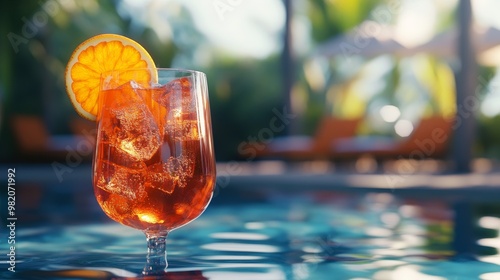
(166, 154, 194, 188)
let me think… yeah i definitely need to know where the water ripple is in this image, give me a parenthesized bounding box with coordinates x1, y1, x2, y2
(6, 195, 500, 279)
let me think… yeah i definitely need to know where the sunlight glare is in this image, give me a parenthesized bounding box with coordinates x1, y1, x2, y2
(204, 268, 286, 280)
(392, 265, 446, 280)
(380, 105, 401, 123)
(472, 0, 500, 29)
(478, 216, 500, 230)
(182, 0, 285, 58)
(202, 243, 282, 253)
(394, 0, 436, 47)
(210, 232, 270, 241)
(394, 119, 413, 137)
(480, 68, 500, 116)
(481, 272, 500, 280)
(121, 0, 284, 58)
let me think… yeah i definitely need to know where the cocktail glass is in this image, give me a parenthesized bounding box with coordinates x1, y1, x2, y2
(93, 68, 216, 275)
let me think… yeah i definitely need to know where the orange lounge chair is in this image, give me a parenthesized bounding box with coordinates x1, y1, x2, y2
(254, 116, 362, 160)
(10, 115, 94, 162)
(331, 116, 454, 161)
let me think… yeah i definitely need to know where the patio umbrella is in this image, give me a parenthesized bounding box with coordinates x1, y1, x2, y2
(314, 21, 409, 58)
(315, 21, 500, 64)
(401, 25, 500, 65)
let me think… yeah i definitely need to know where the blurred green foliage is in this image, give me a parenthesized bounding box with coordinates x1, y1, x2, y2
(1, 0, 500, 162)
(205, 56, 284, 160)
(308, 0, 380, 42)
(477, 115, 500, 159)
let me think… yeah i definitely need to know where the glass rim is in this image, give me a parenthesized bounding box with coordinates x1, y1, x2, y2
(100, 67, 206, 76)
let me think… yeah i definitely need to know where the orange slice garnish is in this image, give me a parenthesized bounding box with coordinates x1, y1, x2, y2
(65, 34, 156, 121)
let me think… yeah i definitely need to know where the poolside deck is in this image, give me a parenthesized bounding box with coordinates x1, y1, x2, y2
(218, 160, 500, 201)
(8, 158, 500, 202)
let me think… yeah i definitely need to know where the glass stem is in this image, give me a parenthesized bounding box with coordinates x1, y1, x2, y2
(143, 232, 168, 275)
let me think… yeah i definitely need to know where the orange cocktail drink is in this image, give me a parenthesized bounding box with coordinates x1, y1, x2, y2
(94, 75, 215, 234)
(65, 34, 216, 275)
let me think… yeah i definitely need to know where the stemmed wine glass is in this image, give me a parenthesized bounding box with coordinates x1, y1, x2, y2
(93, 68, 216, 275)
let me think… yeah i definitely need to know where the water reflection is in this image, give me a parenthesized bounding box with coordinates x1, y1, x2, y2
(203, 268, 286, 280)
(6, 190, 500, 279)
(482, 272, 500, 280)
(21, 269, 208, 280)
(210, 232, 269, 241)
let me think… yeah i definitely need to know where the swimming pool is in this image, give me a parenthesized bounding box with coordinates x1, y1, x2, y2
(2, 164, 500, 279)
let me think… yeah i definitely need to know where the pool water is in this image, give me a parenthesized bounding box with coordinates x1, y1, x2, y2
(4, 185, 500, 280)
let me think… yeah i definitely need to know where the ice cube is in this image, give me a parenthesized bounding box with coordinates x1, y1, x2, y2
(144, 154, 194, 193)
(165, 119, 200, 141)
(107, 81, 144, 107)
(147, 78, 200, 142)
(95, 160, 147, 200)
(149, 82, 163, 88)
(102, 193, 132, 218)
(104, 82, 162, 161)
(152, 77, 194, 113)
(97, 140, 147, 169)
(146, 163, 175, 194)
(113, 105, 161, 160)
